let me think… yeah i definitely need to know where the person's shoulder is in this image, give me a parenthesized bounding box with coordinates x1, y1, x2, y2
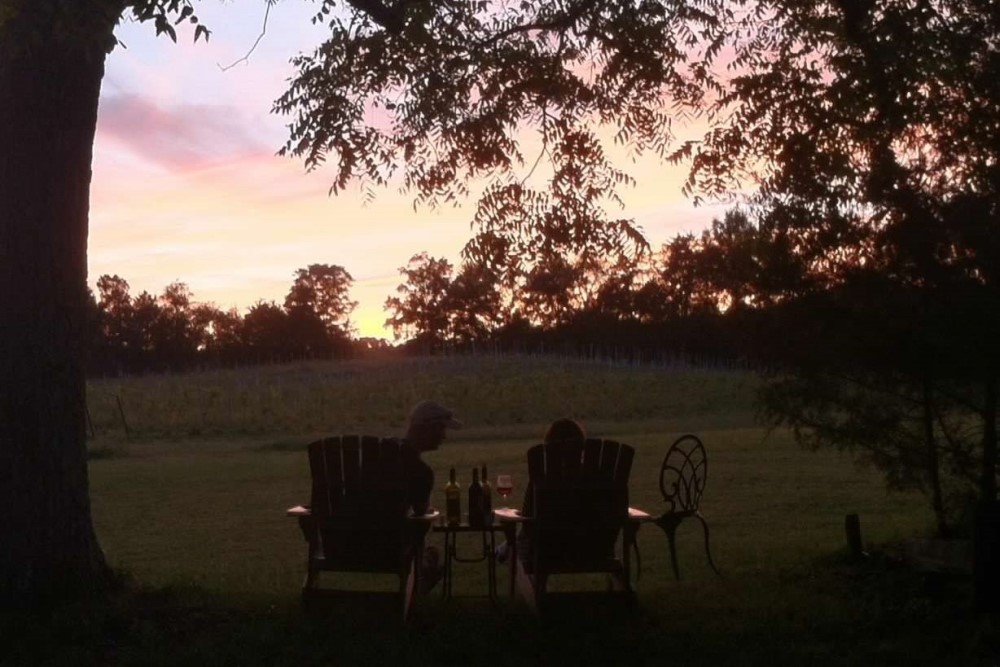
(397, 439, 429, 466)
(396, 437, 417, 456)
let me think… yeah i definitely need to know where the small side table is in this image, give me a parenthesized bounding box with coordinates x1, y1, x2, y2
(432, 517, 507, 601)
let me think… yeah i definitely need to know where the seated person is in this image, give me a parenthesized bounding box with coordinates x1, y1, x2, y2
(496, 418, 586, 564)
(400, 399, 462, 593)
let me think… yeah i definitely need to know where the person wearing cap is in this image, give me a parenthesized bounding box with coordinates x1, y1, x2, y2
(400, 399, 462, 515)
(400, 399, 462, 594)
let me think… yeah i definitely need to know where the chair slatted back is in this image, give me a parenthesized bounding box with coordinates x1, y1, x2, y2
(308, 435, 411, 572)
(528, 438, 634, 570)
(658, 434, 707, 514)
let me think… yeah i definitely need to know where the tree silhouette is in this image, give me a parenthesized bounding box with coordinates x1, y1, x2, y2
(446, 263, 504, 345)
(385, 253, 453, 350)
(519, 256, 585, 328)
(95, 274, 137, 373)
(284, 264, 358, 339)
(195, 304, 244, 364)
(148, 281, 199, 371)
(242, 300, 291, 363)
(650, 235, 718, 319)
(682, 1, 1000, 530)
(191, 303, 243, 366)
(589, 267, 644, 322)
(89, 273, 370, 371)
(130, 291, 162, 367)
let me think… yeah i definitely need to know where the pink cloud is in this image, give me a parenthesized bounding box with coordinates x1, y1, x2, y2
(96, 94, 272, 170)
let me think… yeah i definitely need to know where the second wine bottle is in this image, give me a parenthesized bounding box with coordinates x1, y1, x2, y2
(468, 466, 484, 527)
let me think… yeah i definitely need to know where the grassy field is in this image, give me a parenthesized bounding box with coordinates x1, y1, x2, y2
(5, 355, 994, 666)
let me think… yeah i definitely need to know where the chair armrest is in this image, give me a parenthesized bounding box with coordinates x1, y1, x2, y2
(408, 509, 441, 524)
(628, 507, 654, 523)
(494, 508, 531, 523)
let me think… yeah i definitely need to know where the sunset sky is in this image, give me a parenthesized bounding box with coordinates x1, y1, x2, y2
(91, 2, 728, 339)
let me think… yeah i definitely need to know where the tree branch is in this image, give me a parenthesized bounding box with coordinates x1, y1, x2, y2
(475, 0, 601, 49)
(346, 0, 405, 33)
(218, 0, 272, 71)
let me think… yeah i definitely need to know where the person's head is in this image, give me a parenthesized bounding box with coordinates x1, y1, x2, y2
(406, 400, 462, 452)
(544, 418, 585, 444)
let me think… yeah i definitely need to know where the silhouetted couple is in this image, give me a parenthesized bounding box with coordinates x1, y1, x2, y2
(398, 401, 586, 594)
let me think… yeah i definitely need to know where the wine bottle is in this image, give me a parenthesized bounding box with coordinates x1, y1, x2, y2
(468, 466, 484, 528)
(445, 467, 461, 526)
(480, 464, 492, 524)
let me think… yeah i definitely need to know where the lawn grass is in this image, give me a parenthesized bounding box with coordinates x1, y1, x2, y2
(4, 355, 994, 666)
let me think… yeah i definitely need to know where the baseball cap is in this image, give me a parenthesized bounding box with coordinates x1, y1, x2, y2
(408, 400, 462, 429)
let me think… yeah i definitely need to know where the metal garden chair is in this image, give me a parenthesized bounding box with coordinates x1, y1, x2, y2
(654, 434, 722, 579)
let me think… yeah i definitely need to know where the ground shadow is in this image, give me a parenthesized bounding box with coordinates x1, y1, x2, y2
(2, 555, 997, 667)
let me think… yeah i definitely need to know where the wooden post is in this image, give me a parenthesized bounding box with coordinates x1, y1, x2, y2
(116, 393, 131, 439)
(85, 404, 96, 439)
(845, 513, 864, 560)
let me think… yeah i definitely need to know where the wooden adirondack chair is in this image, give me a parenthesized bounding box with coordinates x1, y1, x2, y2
(287, 435, 437, 622)
(513, 437, 636, 613)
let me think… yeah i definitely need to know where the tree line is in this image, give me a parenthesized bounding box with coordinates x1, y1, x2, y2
(384, 212, 761, 360)
(85, 210, 775, 375)
(86, 264, 379, 374)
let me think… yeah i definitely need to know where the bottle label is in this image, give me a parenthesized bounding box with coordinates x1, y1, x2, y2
(446, 495, 461, 525)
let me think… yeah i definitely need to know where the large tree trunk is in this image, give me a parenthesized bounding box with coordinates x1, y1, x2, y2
(0, 12, 113, 601)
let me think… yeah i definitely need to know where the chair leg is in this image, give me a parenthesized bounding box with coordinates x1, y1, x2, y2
(402, 558, 418, 623)
(622, 524, 637, 589)
(666, 526, 681, 580)
(302, 561, 320, 595)
(655, 515, 683, 580)
(301, 564, 320, 612)
(514, 558, 539, 616)
(605, 570, 636, 611)
(695, 513, 722, 577)
(534, 573, 548, 613)
(612, 532, 634, 594)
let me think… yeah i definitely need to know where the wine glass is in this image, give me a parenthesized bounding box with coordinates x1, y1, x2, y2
(496, 474, 513, 508)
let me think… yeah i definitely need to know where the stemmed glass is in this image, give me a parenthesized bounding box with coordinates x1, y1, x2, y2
(495, 474, 513, 509)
